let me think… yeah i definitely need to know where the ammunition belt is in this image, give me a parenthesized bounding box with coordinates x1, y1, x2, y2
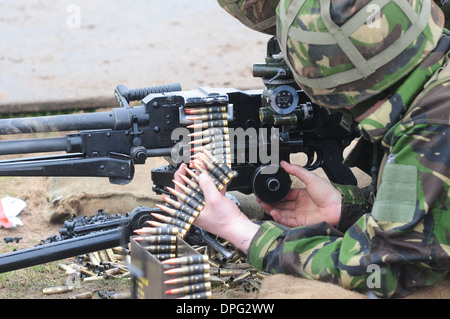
(132, 103, 236, 299)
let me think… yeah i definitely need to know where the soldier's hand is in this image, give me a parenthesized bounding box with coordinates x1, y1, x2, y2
(258, 161, 342, 227)
(173, 164, 260, 253)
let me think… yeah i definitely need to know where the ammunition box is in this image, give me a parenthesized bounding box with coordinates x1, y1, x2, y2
(130, 236, 209, 299)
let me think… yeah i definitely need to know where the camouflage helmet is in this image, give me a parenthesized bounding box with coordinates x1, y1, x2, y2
(277, 0, 444, 109)
(217, 0, 280, 35)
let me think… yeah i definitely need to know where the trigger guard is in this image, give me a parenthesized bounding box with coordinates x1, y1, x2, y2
(303, 150, 323, 171)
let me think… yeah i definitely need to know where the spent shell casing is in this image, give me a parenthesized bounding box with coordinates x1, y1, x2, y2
(105, 248, 117, 262)
(177, 291, 212, 299)
(187, 119, 228, 130)
(69, 291, 93, 299)
(162, 254, 209, 266)
(166, 187, 205, 211)
(43, 285, 74, 295)
(151, 213, 192, 230)
(164, 273, 211, 285)
(165, 282, 211, 295)
(188, 127, 229, 138)
(184, 106, 227, 115)
(161, 196, 200, 217)
(134, 226, 180, 235)
(133, 234, 178, 244)
(186, 112, 228, 122)
(164, 263, 210, 276)
(155, 204, 196, 223)
(58, 263, 77, 275)
(144, 244, 177, 253)
(172, 180, 205, 204)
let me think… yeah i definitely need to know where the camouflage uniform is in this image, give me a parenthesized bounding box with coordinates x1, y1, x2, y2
(248, 37, 450, 297)
(217, 0, 280, 34)
(218, 0, 450, 297)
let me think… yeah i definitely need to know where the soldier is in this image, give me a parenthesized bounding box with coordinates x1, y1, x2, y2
(175, 0, 450, 298)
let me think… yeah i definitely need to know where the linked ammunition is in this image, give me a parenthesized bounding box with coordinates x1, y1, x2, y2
(166, 186, 205, 211)
(165, 282, 211, 295)
(187, 119, 228, 130)
(179, 174, 203, 195)
(155, 204, 197, 223)
(164, 273, 211, 285)
(188, 127, 229, 138)
(184, 106, 227, 115)
(164, 263, 210, 276)
(177, 291, 213, 299)
(195, 155, 231, 185)
(43, 285, 74, 295)
(154, 253, 177, 261)
(133, 234, 178, 244)
(186, 112, 228, 121)
(202, 149, 235, 178)
(189, 133, 229, 145)
(171, 180, 205, 205)
(191, 162, 225, 191)
(161, 196, 200, 217)
(151, 213, 192, 231)
(144, 244, 177, 253)
(134, 226, 180, 235)
(184, 167, 200, 182)
(190, 140, 231, 153)
(161, 254, 209, 266)
(145, 220, 184, 235)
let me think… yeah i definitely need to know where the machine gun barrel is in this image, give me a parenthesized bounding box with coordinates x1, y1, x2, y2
(0, 227, 129, 274)
(0, 136, 79, 155)
(0, 83, 182, 135)
(0, 107, 148, 135)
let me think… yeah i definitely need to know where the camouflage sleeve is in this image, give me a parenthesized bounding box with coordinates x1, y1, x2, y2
(247, 91, 450, 298)
(332, 184, 374, 233)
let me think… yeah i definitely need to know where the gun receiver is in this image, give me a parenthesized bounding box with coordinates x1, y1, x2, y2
(0, 37, 359, 202)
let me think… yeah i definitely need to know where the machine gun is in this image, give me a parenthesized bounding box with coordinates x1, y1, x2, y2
(0, 37, 358, 204)
(0, 37, 360, 273)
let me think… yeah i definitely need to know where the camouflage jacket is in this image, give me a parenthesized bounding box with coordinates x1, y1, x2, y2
(247, 34, 450, 298)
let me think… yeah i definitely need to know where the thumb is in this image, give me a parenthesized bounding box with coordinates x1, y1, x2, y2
(280, 160, 318, 185)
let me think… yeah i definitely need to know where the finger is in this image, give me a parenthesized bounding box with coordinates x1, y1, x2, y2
(268, 208, 303, 228)
(259, 201, 298, 219)
(198, 173, 222, 203)
(280, 160, 319, 186)
(281, 161, 340, 206)
(173, 163, 187, 192)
